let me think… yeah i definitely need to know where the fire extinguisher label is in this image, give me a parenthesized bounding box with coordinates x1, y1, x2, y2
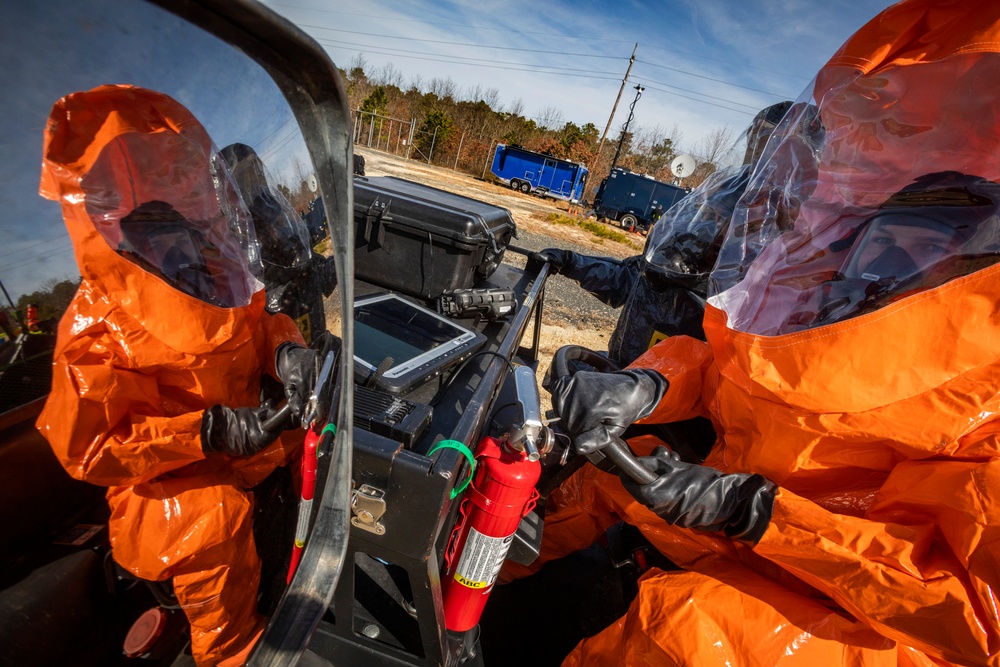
(453, 528, 513, 589)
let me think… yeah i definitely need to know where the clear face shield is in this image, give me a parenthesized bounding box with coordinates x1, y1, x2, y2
(811, 190, 997, 326)
(639, 101, 794, 294)
(83, 132, 264, 307)
(708, 54, 1000, 336)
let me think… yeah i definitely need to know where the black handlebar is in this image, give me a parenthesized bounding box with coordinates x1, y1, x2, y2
(602, 437, 658, 485)
(262, 402, 293, 432)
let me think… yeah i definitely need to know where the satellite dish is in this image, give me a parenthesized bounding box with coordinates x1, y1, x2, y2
(671, 154, 696, 178)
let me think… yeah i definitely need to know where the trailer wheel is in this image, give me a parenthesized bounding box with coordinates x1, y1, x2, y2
(509, 179, 521, 191)
(620, 213, 638, 231)
(519, 182, 531, 194)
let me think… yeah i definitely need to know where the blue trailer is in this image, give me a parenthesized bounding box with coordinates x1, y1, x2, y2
(490, 144, 589, 203)
(593, 167, 689, 232)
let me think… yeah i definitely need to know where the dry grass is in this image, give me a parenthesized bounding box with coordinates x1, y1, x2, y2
(545, 213, 641, 249)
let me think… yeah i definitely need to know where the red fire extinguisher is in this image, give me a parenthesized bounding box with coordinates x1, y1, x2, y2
(441, 435, 541, 632)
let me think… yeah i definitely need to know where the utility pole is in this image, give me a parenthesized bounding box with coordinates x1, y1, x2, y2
(597, 43, 637, 161)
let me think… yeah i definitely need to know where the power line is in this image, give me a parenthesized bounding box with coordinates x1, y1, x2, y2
(635, 58, 792, 98)
(269, 0, 805, 83)
(248, 116, 299, 155)
(3, 242, 76, 273)
(265, 2, 637, 44)
(301, 24, 628, 61)
(268, 2, 807, 86)
(320, 37, 625, 77)
(638, 83, 754, 117)
(328, 42, 757, 118)
(319, 41, 622, 83)
(633, 76, 769, 111)
(638, 43, 805, 80)
(260, 126, 304, 162)
(311, 30, 785, 104)
(0, 231, 71, 261)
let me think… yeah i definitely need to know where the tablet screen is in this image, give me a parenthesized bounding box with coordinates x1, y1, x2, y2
(354, 293, 480, 379)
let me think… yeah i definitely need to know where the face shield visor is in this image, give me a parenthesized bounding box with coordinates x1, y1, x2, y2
(811, 181, 999, 326)
(708, 51, 1000, 336)
(742, 100, 794, 168)
(218, 143, 312, 273)
(641, 165, 749, 293)
(639, 102, 793, 295)
(83, 132, 264, 307)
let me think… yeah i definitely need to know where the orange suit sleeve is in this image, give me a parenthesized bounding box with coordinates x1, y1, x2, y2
(628, 335, 715, 425)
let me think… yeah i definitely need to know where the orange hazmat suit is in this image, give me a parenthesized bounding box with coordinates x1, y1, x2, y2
(528, 1, 1000, 665)
(35, 85, 305, 666)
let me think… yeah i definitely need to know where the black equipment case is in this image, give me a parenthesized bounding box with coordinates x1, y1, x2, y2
(352, 175, 517, 299)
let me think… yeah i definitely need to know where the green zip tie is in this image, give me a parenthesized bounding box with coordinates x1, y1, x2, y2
(427, 439, 476, 499)
(322, 423, 337, 436)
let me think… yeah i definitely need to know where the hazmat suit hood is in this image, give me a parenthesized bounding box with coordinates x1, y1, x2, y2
(603, 101, 794, 363)
(218, 142, 312, 274)
(641, 100, 795, 292)
(36, 84, 303, 485)
(39, 84, 265, 355)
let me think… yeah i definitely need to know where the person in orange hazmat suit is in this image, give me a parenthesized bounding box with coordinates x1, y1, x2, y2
(527, 1, 1000, 665)
(34, 84, 319, 666)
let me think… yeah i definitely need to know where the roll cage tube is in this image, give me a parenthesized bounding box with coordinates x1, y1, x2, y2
(148, 1, 355, 664)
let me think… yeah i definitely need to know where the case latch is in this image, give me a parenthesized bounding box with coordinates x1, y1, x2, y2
(351, 484, 387, 535)
(362, 197, 392, 248)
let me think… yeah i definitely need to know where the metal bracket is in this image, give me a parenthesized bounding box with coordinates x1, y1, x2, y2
(351, 484, 387, 535)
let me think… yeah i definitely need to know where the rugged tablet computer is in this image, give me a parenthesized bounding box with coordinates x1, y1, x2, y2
(353, 292, 487, 394)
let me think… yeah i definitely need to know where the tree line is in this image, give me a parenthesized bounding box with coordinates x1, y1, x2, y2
(342, 57, 741, 197)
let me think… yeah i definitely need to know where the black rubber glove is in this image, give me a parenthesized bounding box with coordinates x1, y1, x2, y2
(276, 342, 318, 421)
(200, 404, 287, 457)
(527, 247, 575, 275)
(621, 446, 776, 543)
(550, 369, 668, 455)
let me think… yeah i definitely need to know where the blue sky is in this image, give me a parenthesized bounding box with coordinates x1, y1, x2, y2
(263, 0, 898, 155)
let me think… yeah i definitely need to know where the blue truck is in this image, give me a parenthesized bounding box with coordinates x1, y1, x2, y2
(593, 167, 690, 232)
(490, 144, 589, 203)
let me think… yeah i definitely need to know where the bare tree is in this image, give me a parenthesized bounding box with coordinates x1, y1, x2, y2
(506, 97, 525, 118)
(482, 87, 502, 110)
(371, 62, 404, 88)
(534, 106, 565, 130)
(407, 73, 423, 94)
(466, 84, 484, 103)
(349, 53, 368, 75)
(691, 126, 737, 169)
(428, 76, 458, 101)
